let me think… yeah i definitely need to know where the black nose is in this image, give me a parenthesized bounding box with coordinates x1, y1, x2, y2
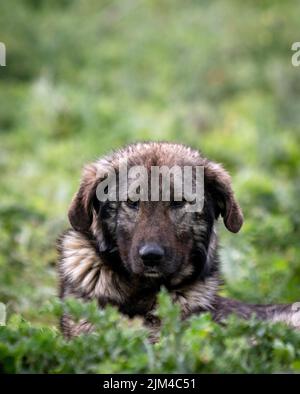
(139, 243, 165, 265)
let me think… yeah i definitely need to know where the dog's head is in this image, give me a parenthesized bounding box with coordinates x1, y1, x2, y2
(68, 142, 243, 284)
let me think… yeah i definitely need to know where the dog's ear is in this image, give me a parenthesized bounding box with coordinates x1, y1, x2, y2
(68, 163, 99, 232)
(68, 163, 111, 252)
(205, 161, 243, 233)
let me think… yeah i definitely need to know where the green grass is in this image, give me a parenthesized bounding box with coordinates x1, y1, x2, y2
(1, 291, 300, 373)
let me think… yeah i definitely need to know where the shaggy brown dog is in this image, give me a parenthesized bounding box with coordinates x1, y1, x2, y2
(57, 142, 300, 338)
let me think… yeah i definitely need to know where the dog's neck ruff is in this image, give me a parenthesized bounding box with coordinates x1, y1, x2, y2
(58, 229, 219, 316)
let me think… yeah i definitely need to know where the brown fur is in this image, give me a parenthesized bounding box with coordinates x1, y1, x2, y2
(57, 142, 300, 338)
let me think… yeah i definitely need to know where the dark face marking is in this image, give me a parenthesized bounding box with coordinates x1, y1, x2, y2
(97, 194, 216, 286)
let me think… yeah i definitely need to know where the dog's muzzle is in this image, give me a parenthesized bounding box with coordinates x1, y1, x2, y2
(139, 242, 165, 277)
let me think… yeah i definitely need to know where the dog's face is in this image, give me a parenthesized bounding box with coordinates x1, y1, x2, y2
(116, 198, 200, 279)
(68, 143, 243, 284)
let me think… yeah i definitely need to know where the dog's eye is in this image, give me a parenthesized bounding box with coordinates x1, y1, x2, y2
(170, 200, 186, 209)
(125, 199, 140, 209)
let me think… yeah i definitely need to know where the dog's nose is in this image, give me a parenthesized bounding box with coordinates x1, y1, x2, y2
(139, 243, 165, 265)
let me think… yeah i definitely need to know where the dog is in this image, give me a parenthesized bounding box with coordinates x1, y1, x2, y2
(57, 141, 300, 338)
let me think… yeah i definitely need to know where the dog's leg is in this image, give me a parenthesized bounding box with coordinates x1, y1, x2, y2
(213, 296, 300, 329)
(60, 313, 94, 339)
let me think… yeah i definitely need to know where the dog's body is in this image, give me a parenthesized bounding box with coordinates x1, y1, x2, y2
(57, 142, 299, 338)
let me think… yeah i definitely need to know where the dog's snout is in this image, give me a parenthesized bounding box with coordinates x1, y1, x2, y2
(139, 243, 165, 265)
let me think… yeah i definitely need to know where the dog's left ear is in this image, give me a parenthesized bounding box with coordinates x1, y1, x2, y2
(204, 161, 243, 233)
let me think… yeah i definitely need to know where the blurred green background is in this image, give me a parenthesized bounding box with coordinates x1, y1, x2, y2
(1, 0, 300, 326)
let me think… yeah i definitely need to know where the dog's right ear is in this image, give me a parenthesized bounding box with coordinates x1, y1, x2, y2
(68, 163, 113, 253)
(68, 164, 99, 233)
